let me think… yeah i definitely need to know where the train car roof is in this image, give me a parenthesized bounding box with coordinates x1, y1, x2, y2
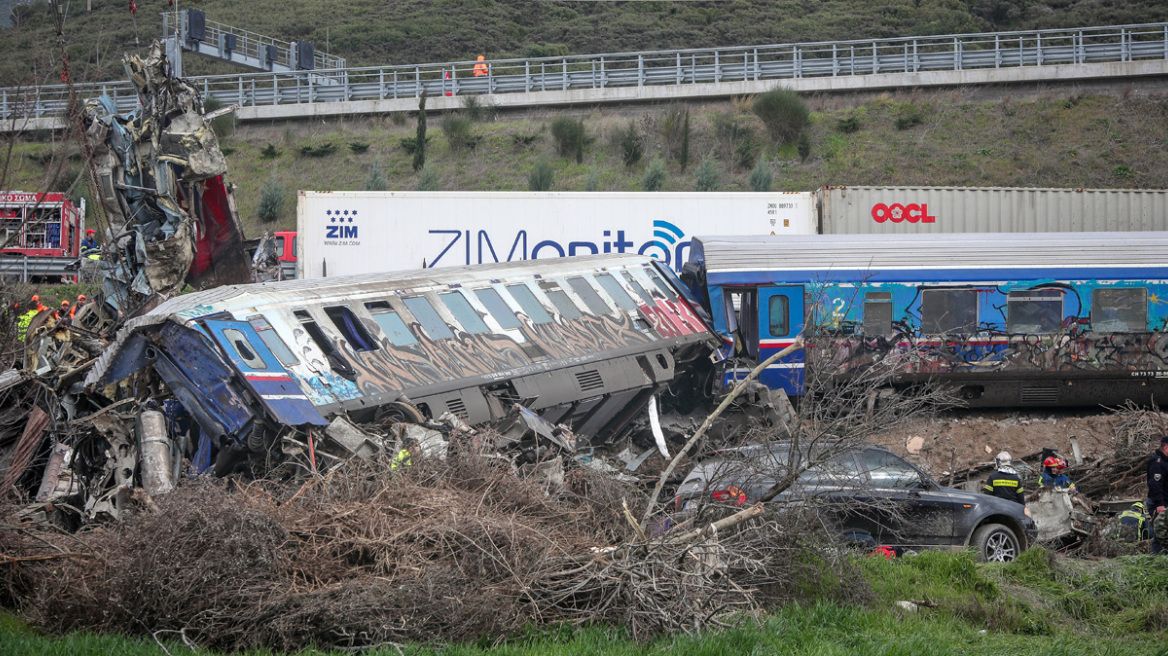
(692, 232, 1168, 277)
(150, 253, 655, 317)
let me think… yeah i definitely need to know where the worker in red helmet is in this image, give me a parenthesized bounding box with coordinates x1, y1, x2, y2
(81, 229, 98, 253)
(1039, 456, 1075, 491)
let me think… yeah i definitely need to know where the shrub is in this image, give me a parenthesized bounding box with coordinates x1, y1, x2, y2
(679, 110, 691, 171)
(260, 143, 281, 159)
(752, 88, 810, 144)
(574, 120, 585, 164)
(895, 113, 924, 130)
(735, 138, 759, 170)
(836, 116, 861, 133)
(797, 132, 811, 162)
(399, 136, 430, 154)
(348, 141, 371, 153)
(413, 95, 427, 172)
(659, 105, 689, 164)
(257, 177, 286, 223)
(299, 142, 337, 157)
(528, 157, 555, 191)
(416, 166, 440, 191)
(365, 159, 387, 191)
(1113, 164, 1134, 178)
(442, 114, 478, 151)
(713, 113, 752, 163)
(512, 133, 540, 149)
(584, 168, 601, 191)
(641, 158, 667, 191)
(749, 158, 772, 192)
(460, 95, 483, 122)
(550, 116, 583, 158)
(693, 157, 720, 191)
(523, 43, 570, 58)
(390, 112, 408, 126)
(620, 123, 643, 167)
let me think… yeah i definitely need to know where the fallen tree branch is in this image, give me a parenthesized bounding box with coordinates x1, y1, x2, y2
(0, 552, 94, 564)
(668, 502, 765, 544)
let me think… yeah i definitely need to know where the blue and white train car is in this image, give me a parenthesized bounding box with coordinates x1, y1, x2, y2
(684, 232, 1168, 407)
(86, 254, 718, 470)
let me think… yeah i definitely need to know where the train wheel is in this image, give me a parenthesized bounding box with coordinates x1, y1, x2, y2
(379, 401, 425, 425)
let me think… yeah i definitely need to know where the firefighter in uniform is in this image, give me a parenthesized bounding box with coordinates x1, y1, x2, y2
(983, 451, 1025, 505)
(1113, 501, 1151, 542)
(1147, 436, 1168, 554)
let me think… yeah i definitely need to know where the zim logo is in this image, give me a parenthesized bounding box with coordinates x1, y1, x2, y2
(324, 209, 359, 239)
(871, 202, 936, 224)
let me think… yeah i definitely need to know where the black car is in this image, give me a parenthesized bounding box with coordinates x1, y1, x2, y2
(674, 442, 1037, 562)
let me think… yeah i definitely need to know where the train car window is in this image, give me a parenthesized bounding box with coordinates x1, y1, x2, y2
(538, 281, 583, 320)
(863, 292, 893, 335)
(248, 317, 298, 366)
(324, 306, 378, 351)
(402, 296, 455, 340)
(595, 274, 637, 311)
(567, 276, 611, 315)
(621, 272, 656, 307)
(505, 284, 553, 324)
(440, 292, 489, 334)
(473, 288, 522, 330)
(920, 289, 978, 334)
(294, 310, 357, 379)
(1006, 290, 1063, 333)
(768, 295, 790, 337)
(222, 328, 268, 370)
(365, 302, 418, 347)
(647, 271, 679, 302)
(1092, 288, 1147, 332)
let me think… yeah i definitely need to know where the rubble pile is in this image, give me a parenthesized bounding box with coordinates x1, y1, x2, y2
(0, 440, 852, 649)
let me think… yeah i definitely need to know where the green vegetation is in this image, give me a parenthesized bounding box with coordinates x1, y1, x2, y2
(641, 157, 667, 191)
(753, 88, 811, 144)
(693, 156, 720, 191)
(441, 114, 478, 152)
(256, 176, 285, 223)
(4, 551, 1168, 655)
(528, 157, 554, 191)
(413, 95, 427, 172)
(550, 116, 584, 159)
(620, 122, 643, 167)
(749, 157, 772, 191)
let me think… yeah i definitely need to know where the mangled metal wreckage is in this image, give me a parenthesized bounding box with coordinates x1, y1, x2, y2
(66, 255, 716, 506)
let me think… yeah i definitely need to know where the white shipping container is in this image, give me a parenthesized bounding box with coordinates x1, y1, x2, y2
(818, 186, 1168, 234)
(297, 191, 816, 278)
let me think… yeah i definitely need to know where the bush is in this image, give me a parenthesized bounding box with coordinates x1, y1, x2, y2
(713, 113, 753, 164)
(659, 105, 689, 165)
(895, 113, 924, 130)
(693, 157, 720, 191)
(528, 157, 555, 191)
(620, 123, 643, 167)
(523, 43, 570, 58)
(837, 115, 861, 133)
(550, 116, 583, 158)
(512, 133, 540, 149)
(797, 132, 811, 162)
(641, 158, 667, 191)
(753, 88, 810, 144)
(735, 137, 759, 170)
(260, 143, 281, 159)
(413, 95, 428, 172)
(399, 136, 430, 154)
(749, 158, 772, 192)
(299, 142, 337, 157)
(460, 95, 483, 122)
(365, 159, 387, 191)
(348, 141, 371, 153)
(416, 166, 440, 191)
(257, 177, 286, 223)
(442, 114, 478, 151)
(390, 112, 408, 126)
(584, 168, 601, 191)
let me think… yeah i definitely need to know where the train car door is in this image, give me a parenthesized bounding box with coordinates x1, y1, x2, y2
(204, 319, 328, 427)
(757, 286, 804, 395)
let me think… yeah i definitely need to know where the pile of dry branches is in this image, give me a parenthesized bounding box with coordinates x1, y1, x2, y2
(0, 443, 857, 650)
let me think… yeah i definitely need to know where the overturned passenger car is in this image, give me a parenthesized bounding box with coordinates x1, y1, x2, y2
(86, 254, 718, 475)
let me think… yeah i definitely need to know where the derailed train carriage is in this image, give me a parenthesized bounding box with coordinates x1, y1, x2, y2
(684, 232, 1168, 407)
(86, 254, 719, 472)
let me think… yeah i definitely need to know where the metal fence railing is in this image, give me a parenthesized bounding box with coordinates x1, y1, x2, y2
(3, 22, 1166, 122)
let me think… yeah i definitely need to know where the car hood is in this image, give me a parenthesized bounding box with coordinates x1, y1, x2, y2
(939, 484, 1029, 516)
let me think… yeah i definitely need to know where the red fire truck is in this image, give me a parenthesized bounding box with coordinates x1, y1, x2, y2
(0, 192, 87, 281)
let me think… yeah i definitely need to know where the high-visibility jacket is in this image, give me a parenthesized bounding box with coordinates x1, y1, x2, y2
(983, 468, 1025, 505)
(1116, 503, 1151, 540)
(391, 448, 412, 470)
(473, 60, 488, 77)
(16, 309, 38, 341)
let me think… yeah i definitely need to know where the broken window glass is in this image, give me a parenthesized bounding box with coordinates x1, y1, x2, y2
(1092, 287, 1147, 332)
(920, 289, 978, 334)
(539, 281, 582, 321)
(402, 296, 454, 340)
(505, 284, 552, 324)
(647, 271, 678, 302)
(567, 277, 611, 315)
(365, 302, 418, 347)
(294, 310, 357, 379)
(324, 306, 378, 352)
(222, 328, 267, 370)
(473, 288, 521, 330)
(439, 292, 488, 334)
(1006, 290, 1063, 334)
(248, 317, 298, 365)
(621, 272, 656, 307)
(863, 292, 893, 335)
(595, 274, 637, 310)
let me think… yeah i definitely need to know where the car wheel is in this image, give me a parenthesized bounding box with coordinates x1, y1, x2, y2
(971, 523, 1020, 563)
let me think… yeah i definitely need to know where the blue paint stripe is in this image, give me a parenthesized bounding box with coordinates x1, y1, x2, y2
(707, 266, 1168, 286)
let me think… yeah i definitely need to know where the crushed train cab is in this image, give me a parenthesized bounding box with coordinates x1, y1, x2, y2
(86, 254, 719, 470)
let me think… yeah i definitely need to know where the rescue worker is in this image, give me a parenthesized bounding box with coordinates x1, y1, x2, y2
(391, 441, 413, 470)
(983, 451, 1025, 505)
(31, 294, 46, 312)
(70, 294, 86, 319)
(81, 229, 98, 252)
(1039, 456, 1075, 491)
(16, 303, 39, 342)
(1147, 435, 1168, 554)
(1113, 501, 1151, 542)
(473, 55, 489, 77)
(56, 299, 70, 320)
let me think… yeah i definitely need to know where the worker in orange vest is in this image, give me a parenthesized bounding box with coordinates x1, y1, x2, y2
(57, 299, 70, 320)
(473, 55, 489, 77)
(31, 294, 47, 312)
(70, 294, 86, 319)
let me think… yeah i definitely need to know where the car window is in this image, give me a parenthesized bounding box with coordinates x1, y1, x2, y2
(857, 450, 927, 489)
(796, 452, 863, 487)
